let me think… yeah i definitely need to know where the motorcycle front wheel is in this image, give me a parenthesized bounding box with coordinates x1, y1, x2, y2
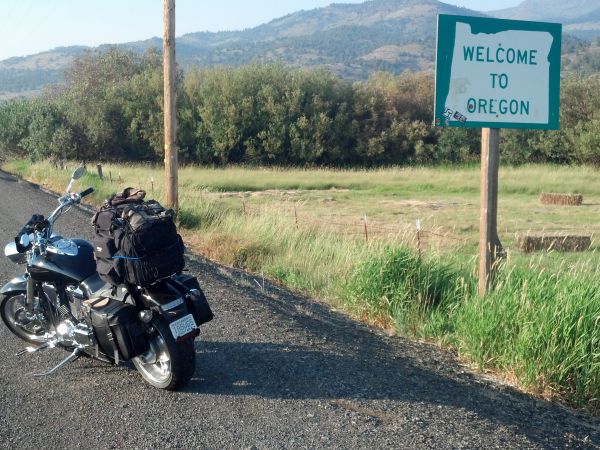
(0, 293, 48, 344)
(132, 318, 196, 390)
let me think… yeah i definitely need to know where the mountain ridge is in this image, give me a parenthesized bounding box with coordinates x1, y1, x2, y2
(490, 0, 600, 39)
(492, 0, 600, 21)
(1, 0, 599, 99)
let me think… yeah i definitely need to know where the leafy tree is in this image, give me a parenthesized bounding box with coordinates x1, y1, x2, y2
(0, 99, 35, 155)
(3, 51, 600, 168)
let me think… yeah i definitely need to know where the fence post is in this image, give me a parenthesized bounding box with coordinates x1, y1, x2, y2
(294, 206, 298, 228)
(109, 171, 113, 185)
(150, 177, 154, 195)
(96, 164, 103, 180)
(363, 214, 368, 243)
(416, 219, 422, 259)
(242, 200, 247, 219)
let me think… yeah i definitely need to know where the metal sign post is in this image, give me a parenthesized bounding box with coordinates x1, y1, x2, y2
(434, 14, 562, 295)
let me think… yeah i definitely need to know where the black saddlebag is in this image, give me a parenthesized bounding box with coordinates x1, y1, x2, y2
(172, 274, 214, 326)
(85, 298, 149, 362)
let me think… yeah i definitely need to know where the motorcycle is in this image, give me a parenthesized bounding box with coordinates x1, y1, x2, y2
(0, 167, 212, 390)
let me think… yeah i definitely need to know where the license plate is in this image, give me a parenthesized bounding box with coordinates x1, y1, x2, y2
(169, 314, 197, 339)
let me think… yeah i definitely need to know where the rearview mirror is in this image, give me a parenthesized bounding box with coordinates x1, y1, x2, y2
(66, 166, 86, 193)
(71, 166, 86, 180)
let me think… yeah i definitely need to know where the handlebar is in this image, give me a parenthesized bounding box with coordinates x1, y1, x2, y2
(14, 187, 95, 253)
(80, 187, 94, 198)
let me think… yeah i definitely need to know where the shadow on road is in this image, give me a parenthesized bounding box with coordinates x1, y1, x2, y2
(184, 257, 600, 449)
(0, 171, 18, 182)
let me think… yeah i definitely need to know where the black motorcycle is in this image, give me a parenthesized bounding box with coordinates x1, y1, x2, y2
(0, 167, 212, 390)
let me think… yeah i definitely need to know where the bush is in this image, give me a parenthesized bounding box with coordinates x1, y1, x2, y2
(2, 52, 600, 167)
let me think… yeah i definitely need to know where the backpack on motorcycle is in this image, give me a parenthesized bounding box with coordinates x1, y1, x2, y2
(92, 187, 185, 287)
(118, 201, 185, 287)
(92, 188, 185, 287)
(92, 188, 146, 286)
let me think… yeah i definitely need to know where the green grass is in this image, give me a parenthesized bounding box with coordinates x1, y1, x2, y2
(343, 246, 600, 411)
(343, 246, 472, 333)
(8, 159, 33, 178)
(5, 159, 600, 413)
(455, 266, 600, 409)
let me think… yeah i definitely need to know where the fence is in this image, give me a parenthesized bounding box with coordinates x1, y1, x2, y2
(239, 199, 469, 253)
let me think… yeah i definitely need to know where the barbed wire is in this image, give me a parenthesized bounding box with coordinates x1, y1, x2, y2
(239, 201, 470, 246)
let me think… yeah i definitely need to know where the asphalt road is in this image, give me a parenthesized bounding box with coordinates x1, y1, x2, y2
(0, 170, 599, 450)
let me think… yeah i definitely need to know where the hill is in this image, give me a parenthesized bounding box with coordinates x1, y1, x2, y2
(0, 0, 481, 99)
(492, 0, 599, 21)
(491, 0, 600, 40)
(1, 0, 599, 100)
(137, 0, 481, 77)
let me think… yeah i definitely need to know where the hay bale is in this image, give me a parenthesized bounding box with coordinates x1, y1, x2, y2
(539, 192, 583, 206)
(518, 234, 591, 253)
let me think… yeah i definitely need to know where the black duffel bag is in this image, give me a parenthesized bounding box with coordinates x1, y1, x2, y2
(92, 188, 147, 285)
(117, 201, 185, 287)
(92, 188, 185, 287)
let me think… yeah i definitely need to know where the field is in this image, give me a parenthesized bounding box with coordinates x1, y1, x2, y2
(5, 160, 600, 413)
(10, 161, 600, 270)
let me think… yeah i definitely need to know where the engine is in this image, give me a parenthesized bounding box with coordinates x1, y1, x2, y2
(55, 319, 95, 349)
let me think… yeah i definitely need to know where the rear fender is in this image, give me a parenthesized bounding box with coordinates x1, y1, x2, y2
(141, 281, 193, 324)
(140, 280, 203, 341)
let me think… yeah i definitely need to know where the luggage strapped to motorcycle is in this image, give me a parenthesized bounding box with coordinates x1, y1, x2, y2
(92, 187, 185, 287)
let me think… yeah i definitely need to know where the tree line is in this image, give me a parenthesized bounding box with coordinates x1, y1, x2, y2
(1, 47, 599, 166)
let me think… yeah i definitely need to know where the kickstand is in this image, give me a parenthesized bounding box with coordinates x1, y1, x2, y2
(32, 349, 81, 378)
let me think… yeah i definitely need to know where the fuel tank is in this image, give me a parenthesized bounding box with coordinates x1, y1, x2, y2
(29, 239, 97, 285)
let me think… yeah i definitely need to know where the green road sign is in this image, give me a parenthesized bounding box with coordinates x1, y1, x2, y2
(434, 14, 562, 129)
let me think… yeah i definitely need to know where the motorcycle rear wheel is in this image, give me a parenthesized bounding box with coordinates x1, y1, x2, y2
(132, 318, 196, 390)
(0, 293, 48, 344)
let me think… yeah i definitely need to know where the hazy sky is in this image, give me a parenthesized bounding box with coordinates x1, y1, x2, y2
(0, 0, 523, 61)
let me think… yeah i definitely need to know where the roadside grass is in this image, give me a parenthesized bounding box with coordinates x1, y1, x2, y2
(343, 246, 473, 334)
(8, 159, 31, 178)
(4, 159, 600, 413)
(344, 246, 600, 412)
(455, 265, 600, 411)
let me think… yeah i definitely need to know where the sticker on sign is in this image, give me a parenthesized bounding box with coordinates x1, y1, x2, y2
(434, 15, 562, 130)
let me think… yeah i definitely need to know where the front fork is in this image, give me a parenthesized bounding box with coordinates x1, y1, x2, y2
(26, 274, 35, 313)
(23, 274, 57, 329)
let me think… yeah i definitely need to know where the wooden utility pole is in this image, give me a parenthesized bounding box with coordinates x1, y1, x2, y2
(478, 128, 501, 296)
(163, 0, 178, 209)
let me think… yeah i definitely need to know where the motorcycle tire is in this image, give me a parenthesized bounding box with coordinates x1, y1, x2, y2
(0, 293, 48, 344)
(132, 317, 196, 390)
